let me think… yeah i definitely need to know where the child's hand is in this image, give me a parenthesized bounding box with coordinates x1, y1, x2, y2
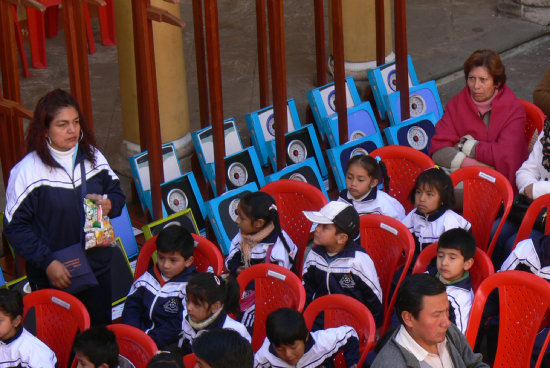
(237, 266, 246, 275)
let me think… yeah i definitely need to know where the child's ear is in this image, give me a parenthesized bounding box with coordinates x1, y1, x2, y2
(371, 178, 379, 188)
(336, 232, 349, 245)
(254, 218, 266, 229)
(185, 255, 195, 268)
(210, 300, 223, 314)
(463, 257, 474, 271)
(12, 315, 21, 328)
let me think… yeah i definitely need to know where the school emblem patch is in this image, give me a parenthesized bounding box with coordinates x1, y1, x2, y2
(339, 274, 356, 289)
(163, 298, 180, 314)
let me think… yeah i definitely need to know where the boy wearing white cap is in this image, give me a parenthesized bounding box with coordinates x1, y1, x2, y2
(302, 201, 383, 328)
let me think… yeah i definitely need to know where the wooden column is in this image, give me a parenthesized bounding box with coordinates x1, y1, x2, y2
(394, 0, 409, 121)
(331, 0, 348, 145)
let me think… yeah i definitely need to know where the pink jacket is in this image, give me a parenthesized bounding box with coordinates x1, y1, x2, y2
(429, 85, 527, 191)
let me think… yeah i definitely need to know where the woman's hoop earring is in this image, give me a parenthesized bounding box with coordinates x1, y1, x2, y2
(79, 130, 84, 142)
(46, 136, 52, 145)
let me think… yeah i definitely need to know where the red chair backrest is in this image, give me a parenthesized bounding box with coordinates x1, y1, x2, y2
(303, 294, 376, 368)
(183, 353, 197, 368)
(465, 271, 550, 368)
(412, 242, 495, 291)
(23, 289, 90, 368)
(107, 324, 158, 366)
(359, 214, 415, 333)
(519, 98, 545, 150)
(261, 179, 328, 275)
(513, 193, 550, 249)
(237, 263, 306, 352)
(450, 166, 513, 258)
(134, 233, 224, 280)
(369, 145, 435, 213)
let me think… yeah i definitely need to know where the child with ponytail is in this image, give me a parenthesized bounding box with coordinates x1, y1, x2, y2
(179, 273, 251, 354)
(225, 191, 298, 277)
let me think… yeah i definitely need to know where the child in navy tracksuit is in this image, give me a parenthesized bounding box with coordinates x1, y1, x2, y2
(401, 168, 471, 257)
(338, 155, 405, 221)
(122, 225, 196, 350)
(425, 228, 475, 333)
(302, 201, 383, 328)
(179, 273, 251, 354)
(254, 308, 360, 368)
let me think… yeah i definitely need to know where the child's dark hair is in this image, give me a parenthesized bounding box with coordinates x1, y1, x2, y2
(156, 225, 194, 259)
(73, 326, 119, 368)
(186, 273, 241, 315)
(346, 155, 390, 192)
(0, 289, 23, 320)
(192, 329, 253, 368)
(238, 192, 294, 262)
(147, 352, 184, 368)
(266, 308, 309, 347)
(438, 228, 476, 260)
(409, 168, 455, 209)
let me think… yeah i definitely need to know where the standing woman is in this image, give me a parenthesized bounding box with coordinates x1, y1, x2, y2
(429, 49, 528, 192)
(3, 89, 125, 325)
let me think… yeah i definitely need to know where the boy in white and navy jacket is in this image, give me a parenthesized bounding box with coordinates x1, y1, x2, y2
(122, 225, 197, 350)
(254, 308, 360, 368)
(425, 228, 475, 333)
(0, 289, 56, 368)
(302, 202, 383, 328)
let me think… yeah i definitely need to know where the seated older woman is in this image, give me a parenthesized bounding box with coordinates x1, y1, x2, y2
(429, 49, 528, 192)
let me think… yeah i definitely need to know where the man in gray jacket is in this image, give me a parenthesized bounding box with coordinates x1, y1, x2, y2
(372, 274, 488, 368)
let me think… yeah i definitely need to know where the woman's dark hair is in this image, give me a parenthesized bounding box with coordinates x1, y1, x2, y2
(266, 308, 309, 347)
(26, 88, 97, 168)
(239, 192, 293, 262)
(186, 273, 241, 315)
(463, 49, 506, 88)
(192, 329, 253, 368)
(394, 274, 446, 325)
(409, 168, 455, 210)
(346, 154, 390, 192)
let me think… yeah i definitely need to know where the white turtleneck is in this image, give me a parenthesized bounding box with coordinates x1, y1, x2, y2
(48, 143, 78, 179)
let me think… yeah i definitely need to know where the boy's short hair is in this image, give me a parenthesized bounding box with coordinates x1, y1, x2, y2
(303, 201, 360, 239)
(192, 329, 253, 368)
(147, 352, 184, 368)
(266, 308, 309, 347)
(73, 326, 119, 368)
(0, 289, 23, 320)
(156, 225, 194, 259)
(438, 228, 476, 260)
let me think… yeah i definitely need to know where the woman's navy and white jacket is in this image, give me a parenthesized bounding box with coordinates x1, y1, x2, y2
(337, 188, 405, 221)
(3, 148, 125, 284)
(0, 327, 57, 368)
(254, 326, 360, 368)
(225, 230, 298, 277)
(122, 264, 197, 348)
(179, 310, 251, 354)
(401, 208, 471, 254)
(302, 240, 383, 327)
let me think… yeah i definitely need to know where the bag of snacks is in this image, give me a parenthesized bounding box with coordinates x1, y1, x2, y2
(83, 197, 115, 249)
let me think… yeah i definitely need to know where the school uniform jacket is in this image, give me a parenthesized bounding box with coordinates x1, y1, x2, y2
(179, 310, 251, 354)
(427, 265, 474, 333)
(337, 188, 405, 221)
(0, 327, 57, 368)
(254, 326, 360, 368)
(501, 237, 550, 279)
(401, 208, 471, 253)
(302, 241, 383, 327)
(122, 264, 197, 348)
(3, 148, 125, 285)
(516, 131, 550, 200)
(225, 229, 298, 277)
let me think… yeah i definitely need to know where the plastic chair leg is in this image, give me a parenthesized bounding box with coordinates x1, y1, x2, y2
(26, 6, 47, 69)
(98, 0, 116, 46)
(44, 5, 58, 38)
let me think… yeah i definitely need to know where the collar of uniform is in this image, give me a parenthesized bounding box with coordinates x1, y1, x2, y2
(344, 187, 378, 203)
(414, 207, 447, 222)
(1, 325, 23, 345)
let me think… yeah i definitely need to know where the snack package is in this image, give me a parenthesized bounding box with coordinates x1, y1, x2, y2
(83, 198, 115, 249)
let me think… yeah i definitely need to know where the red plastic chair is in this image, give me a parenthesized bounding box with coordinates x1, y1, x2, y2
(23, 289, 90, 368)
(303, 294, 376, 367)
(261, 179, 328, 276)
(450, 166, 513, 258)
(412, 242, 494, 291)
(237, 263, 306, 352)
(369, 146, 435, 213)
(134, 233, 224, 280)
(107, 324, 158, 366)
(465, 271, 550, 368)
(513, 193, 550, 248)
(183, 353, 197, 368)
(519, 98, 545, 151)
(359, 214, 415, 333)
